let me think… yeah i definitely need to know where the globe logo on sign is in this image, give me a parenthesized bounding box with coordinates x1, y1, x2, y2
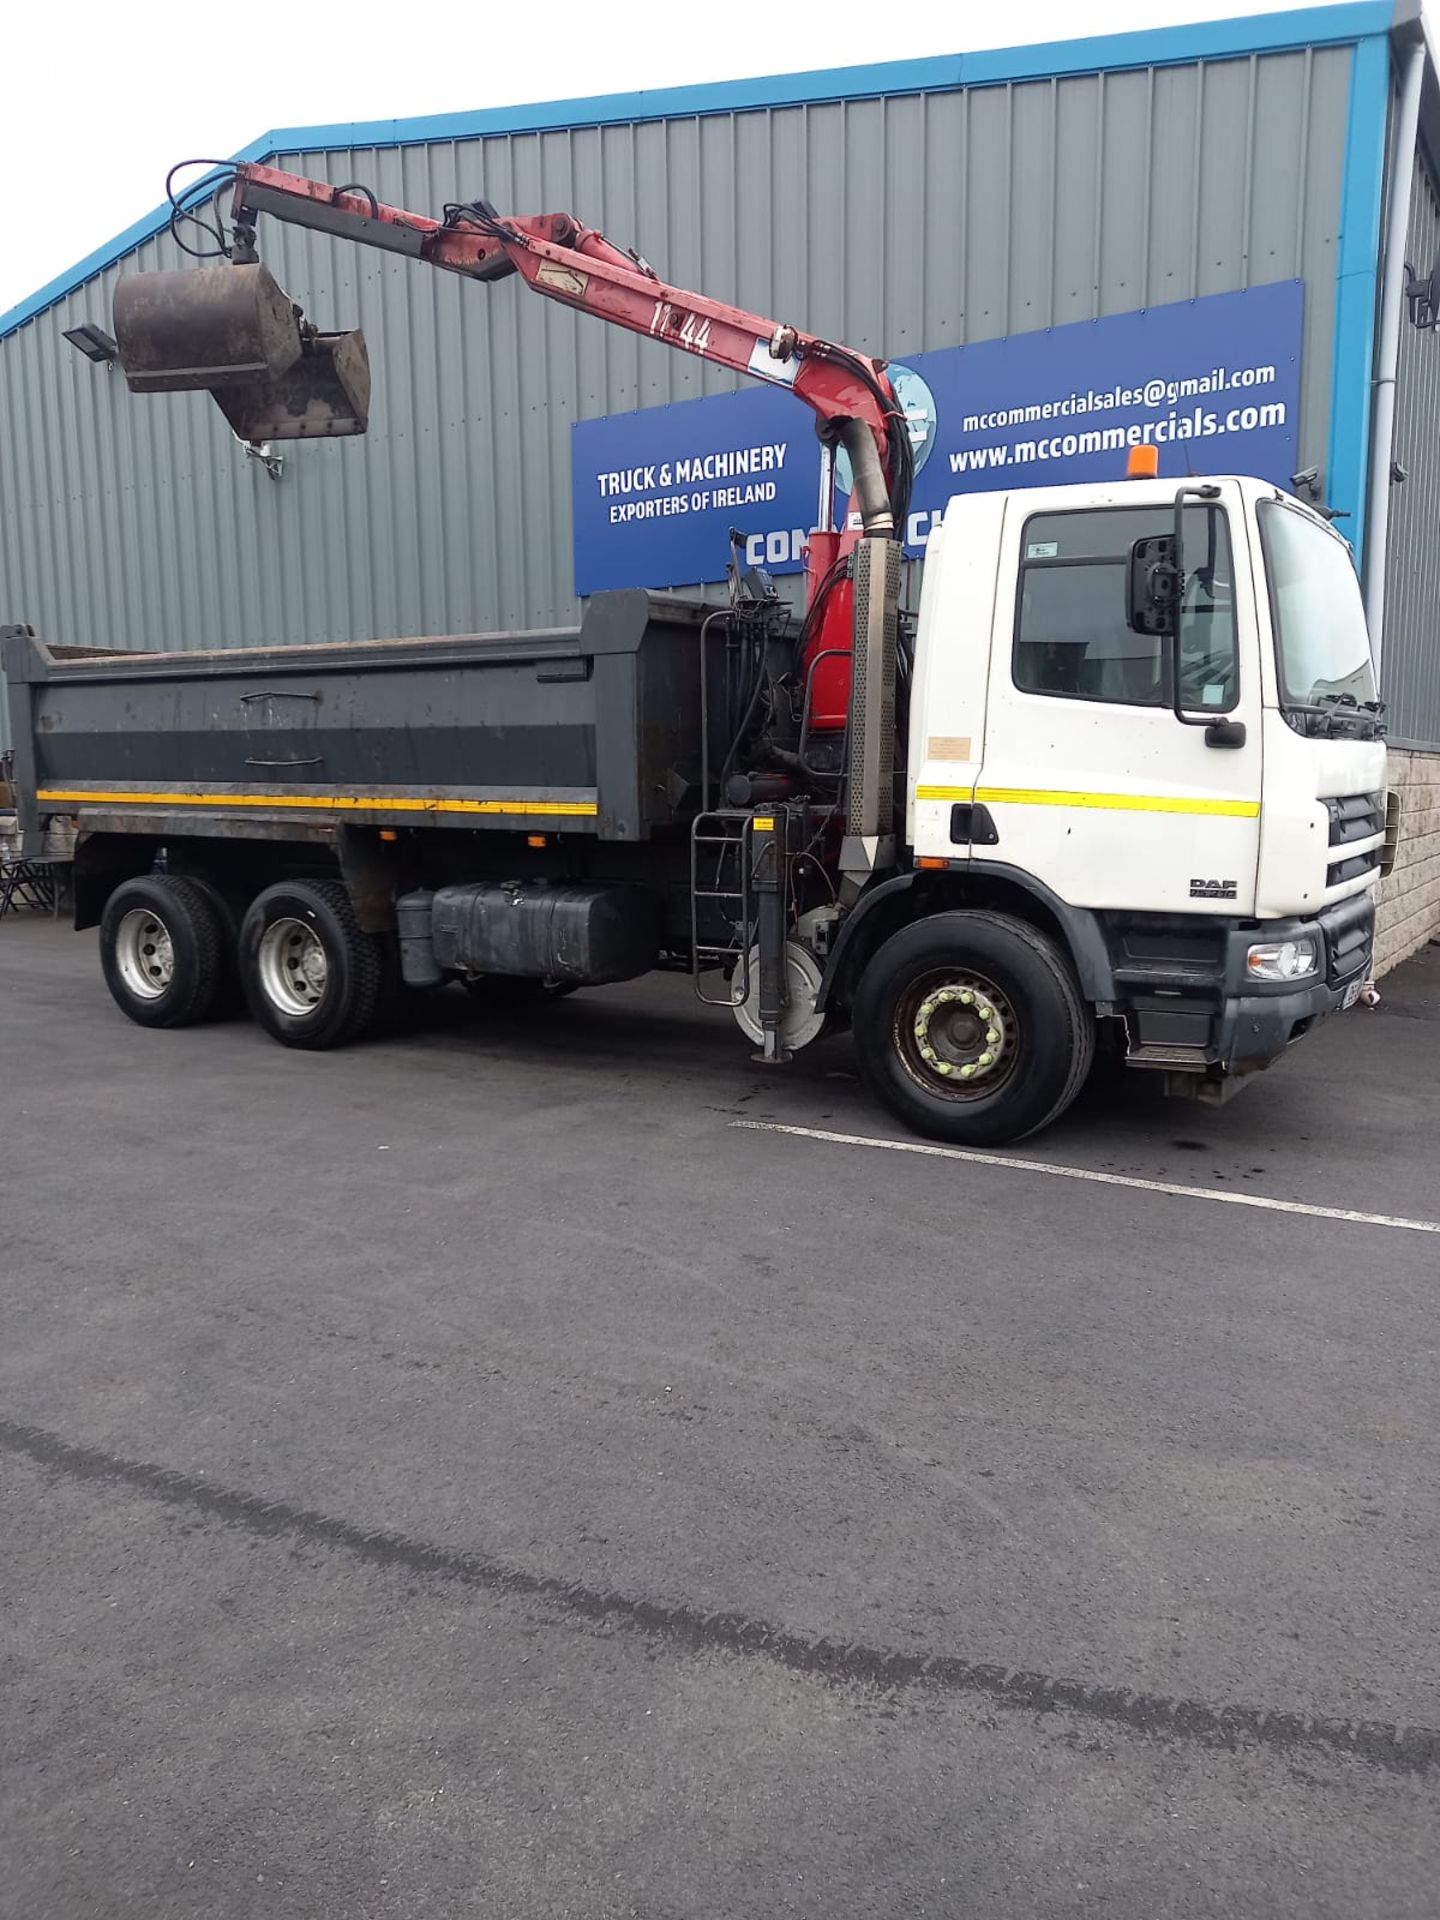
(834, 362, 937, 498)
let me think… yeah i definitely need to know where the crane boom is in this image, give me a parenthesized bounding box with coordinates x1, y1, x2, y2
(220, 162, 906, 538)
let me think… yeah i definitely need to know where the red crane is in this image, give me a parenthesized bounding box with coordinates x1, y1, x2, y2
(221, 163, 909, 545)
(115, 160, 914, 728)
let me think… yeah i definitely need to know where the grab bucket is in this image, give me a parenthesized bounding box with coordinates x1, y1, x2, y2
(114, 263, 303, 392)
(211, 331, 370, 440)
(113, 263, 370, 439)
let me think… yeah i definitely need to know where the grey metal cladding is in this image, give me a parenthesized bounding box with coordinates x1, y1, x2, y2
(1383, 138, 1440, 749)
(0, 45, 1353, 756)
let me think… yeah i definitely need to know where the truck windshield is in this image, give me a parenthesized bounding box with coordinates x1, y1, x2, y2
(1257, 500, 1376, 712)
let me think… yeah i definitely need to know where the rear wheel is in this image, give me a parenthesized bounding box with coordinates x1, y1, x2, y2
(99, 874, 228, 1029)
(173, 872, 246, 1015)
(852, 910, 1093, 1146)
(239, 879, 385, 1050)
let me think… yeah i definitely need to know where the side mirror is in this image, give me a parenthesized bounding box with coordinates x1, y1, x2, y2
(1128, 513, 1246, 747)
(1126, 533, 1181, 634)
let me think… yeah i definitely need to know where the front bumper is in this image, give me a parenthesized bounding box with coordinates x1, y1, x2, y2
(1217, 893, 1375, 1073)
(1220, 974, 1353, 1072)
(1109, 892, 1375, 1083)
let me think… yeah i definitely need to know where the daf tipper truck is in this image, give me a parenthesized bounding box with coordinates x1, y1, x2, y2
(1, 161, 1393, 1147)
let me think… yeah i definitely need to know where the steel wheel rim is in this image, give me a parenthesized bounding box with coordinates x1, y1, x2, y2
(114, 907, 175, 1001)
(257, 916, 330, 1017)
(892, 967, 1021, 1102)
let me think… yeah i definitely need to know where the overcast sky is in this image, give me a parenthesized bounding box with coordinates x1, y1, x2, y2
(2, 0, 1351, 317)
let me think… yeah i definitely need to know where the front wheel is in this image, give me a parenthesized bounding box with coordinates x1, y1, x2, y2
(852, 910, 1094, 1146)
(239, 879, 386, 1050)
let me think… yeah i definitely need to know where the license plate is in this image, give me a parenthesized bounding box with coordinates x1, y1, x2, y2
(1342, 977, 1363, 1011)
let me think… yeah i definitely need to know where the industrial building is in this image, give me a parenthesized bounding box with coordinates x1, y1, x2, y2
(1, 1, 1438, 965)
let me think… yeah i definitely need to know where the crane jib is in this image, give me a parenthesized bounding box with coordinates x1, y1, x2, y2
(109, 157, 899, 528)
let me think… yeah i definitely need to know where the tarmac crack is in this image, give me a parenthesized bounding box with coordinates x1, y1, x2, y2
(3, 1414, 1435, 1779)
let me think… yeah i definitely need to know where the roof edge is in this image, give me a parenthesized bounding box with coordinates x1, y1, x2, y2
(0, 1, 1397, 344)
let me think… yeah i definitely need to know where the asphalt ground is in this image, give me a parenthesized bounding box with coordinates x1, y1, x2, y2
(1, 912, 1438, 1919)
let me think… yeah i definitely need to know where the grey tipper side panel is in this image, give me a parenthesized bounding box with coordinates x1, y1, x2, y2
(0, 590, 709, 844)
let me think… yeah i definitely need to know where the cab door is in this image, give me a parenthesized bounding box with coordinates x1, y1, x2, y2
(974, 483, 1263, 917)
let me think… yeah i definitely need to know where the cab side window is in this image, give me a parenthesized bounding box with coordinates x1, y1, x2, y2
(1014, 505, 1238, 712)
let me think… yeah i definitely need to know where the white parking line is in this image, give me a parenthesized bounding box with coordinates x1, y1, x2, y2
(731, 1120, 1440, 1236)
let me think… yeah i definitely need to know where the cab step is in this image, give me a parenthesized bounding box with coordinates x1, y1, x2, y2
(1124, 1044, 1212, 1071)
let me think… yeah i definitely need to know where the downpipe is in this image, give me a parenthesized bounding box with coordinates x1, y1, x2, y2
(1362, 36, 1426, 677)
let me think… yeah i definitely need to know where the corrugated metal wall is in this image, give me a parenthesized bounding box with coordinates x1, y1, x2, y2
(0, 44, 1354, 754)
(1382, 137, 1440, 748)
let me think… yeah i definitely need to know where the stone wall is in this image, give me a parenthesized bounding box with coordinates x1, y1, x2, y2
(1376, 747, 1440, 974)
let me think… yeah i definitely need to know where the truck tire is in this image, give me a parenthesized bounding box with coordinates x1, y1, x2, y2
(99, 874, 229, 1029)
(852, 910, 1094, 1146)
(175, 873, 246, 1015)
(239, 879, 385, 1050)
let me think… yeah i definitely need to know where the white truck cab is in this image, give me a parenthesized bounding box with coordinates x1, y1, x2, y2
(886, 473, 1388, 1108)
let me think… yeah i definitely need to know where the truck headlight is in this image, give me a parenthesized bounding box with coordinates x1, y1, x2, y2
(1246, 937, 1319, 983)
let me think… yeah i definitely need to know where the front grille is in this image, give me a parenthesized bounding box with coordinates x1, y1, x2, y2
(1327, 791, 1385, 844)
(1323, 900, 1374, 987)
(1325, 790, 1385, 889)
(1327, 850, 1379, 886)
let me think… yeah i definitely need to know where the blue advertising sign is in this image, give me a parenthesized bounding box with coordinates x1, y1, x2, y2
(571, 279, 1302, 593)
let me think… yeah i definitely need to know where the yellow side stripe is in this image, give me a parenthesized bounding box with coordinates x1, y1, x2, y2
(43, 782, 1255, 822)
(915, 783, 1259, 820)
(36, 788, 598, 818)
